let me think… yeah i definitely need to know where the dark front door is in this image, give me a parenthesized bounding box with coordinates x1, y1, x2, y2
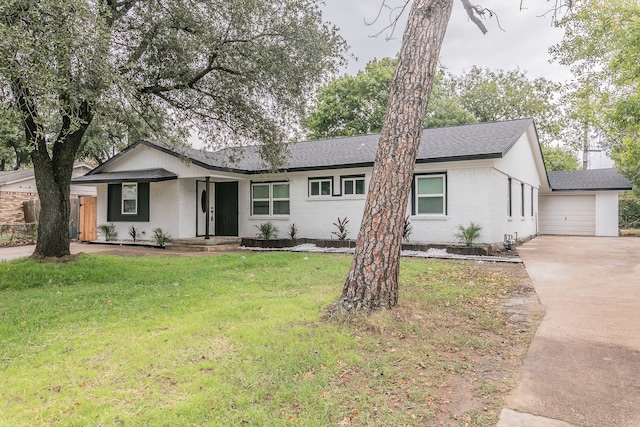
(215, 181, 238, 236)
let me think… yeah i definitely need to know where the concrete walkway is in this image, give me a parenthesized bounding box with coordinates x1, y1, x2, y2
(498, 236, 640, 427)
(0, 242, 195, 261)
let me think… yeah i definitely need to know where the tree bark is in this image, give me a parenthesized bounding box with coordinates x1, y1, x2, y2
(30, 101, 92, 259)
(339, 0, 454, 311)
(11, 76, 93, 258)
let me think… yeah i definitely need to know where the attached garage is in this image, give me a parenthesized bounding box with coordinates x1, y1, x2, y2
(539, 194, 596, 236)
(540, 169, 632, 237)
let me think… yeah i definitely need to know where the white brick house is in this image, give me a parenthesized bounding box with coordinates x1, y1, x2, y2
(73, 119, 632, 244)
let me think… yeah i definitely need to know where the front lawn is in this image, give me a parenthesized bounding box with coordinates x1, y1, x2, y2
(0, 252, 537, 426)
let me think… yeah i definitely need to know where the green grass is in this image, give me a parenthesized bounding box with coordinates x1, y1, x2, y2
(0, 252, 534, 426)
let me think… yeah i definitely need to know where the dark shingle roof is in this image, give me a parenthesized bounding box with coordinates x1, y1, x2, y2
(548, 168, 632, 191)
(73, 168, 177, 184)
(156, 118, 535, 173)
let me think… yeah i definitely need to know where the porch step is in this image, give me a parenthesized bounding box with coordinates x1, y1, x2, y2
(167, 237, 242, 252)
(167, 244, 240, 252)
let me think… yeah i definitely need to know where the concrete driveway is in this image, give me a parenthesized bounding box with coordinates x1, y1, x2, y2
(499, 236, 640, 427)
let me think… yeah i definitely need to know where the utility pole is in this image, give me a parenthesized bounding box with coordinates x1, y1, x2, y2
(582, 122, 589, 170)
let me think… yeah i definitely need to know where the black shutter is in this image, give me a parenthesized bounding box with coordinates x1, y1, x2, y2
(137, 182, 150, 221)
(107, 184, 121, 222)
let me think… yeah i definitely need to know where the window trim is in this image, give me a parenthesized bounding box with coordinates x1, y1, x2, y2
(412, 173, 447, 216)
(308, 177, 333, 197)
(340, 175, 366, 196)
(121, 182, 138, 215)
(251, 181, 290, 217)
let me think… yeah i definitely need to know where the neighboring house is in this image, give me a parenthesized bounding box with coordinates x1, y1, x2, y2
(72, 119, 632, 245)
(0, 163, 96, 224)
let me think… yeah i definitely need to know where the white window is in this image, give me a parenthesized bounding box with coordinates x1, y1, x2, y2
(252, 182, 290, 216)
(121, 183, 138, 214)
(521, 182, 525, 217)
(415, 174, 446, 215)
(342, 176, 365, 195)
(309, 178, 332, 197)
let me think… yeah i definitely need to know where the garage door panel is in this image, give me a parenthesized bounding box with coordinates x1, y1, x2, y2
(539, 195, 596, 236)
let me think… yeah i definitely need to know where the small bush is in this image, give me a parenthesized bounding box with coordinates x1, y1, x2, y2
(403, 216, 413, 243)
(152, 228, 172, 247)
(0, 223, 37, 246)
(256, 222, 278, 239)
(331, 217, 349, 240)
(98, 223, 118, 241)
(288, 223, 298, 240)
(128, 225, 140, 242)
(455, 222, 482, 246)
(619, 193, 640, 229)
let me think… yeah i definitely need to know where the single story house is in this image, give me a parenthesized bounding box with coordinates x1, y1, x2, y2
(72, 119, 632, 245)
(0, 163, 96, 224)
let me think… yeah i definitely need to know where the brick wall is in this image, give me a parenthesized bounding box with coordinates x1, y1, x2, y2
(0, 191, 38, 223)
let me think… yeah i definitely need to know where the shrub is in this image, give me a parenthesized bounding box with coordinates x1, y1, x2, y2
(152, 228, 172, 247)
(288, 223, 298, 240)
(256, 222, 278, 239)
(455, 222, 482, 247)
(331, 217, 349, 240)
(619, 193, 640, 229)
(403, 216, 413, 242)
(0, 223, 37, 246)
(128, 225, 140, 242)
(98, 223, 118, 241)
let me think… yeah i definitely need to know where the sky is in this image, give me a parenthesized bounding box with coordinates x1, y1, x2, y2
(321, 0, 572, 81)
(321, 0, 615, 169)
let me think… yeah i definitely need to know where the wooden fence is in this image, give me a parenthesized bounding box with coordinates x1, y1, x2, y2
(22, 198, 81, 239)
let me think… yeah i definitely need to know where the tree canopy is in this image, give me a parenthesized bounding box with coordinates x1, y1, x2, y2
(0, 103, 29, 170)
(0, 0, 345, 257)
(541, 145, 580, 171)
(552, 0, 640, 184)
(303, 58, 476, 139)
(453, 67, 563, 145)
(305, 59, 578, 170)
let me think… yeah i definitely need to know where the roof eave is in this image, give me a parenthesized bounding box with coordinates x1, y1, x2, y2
(551, 186, 633, 192)
(73, 176, 178, 184)
(249, 153, 506, 174)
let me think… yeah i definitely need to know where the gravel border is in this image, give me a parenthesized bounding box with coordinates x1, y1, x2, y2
(239, 243, 522, 263)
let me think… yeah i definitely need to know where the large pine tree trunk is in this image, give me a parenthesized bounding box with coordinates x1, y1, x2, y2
(339, 0, 454, 311)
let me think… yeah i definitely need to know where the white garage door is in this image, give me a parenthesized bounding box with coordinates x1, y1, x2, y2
(539, 195, 596, 236)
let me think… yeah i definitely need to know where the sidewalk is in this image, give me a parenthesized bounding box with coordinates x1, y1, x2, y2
(0, 242, 176, 261)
